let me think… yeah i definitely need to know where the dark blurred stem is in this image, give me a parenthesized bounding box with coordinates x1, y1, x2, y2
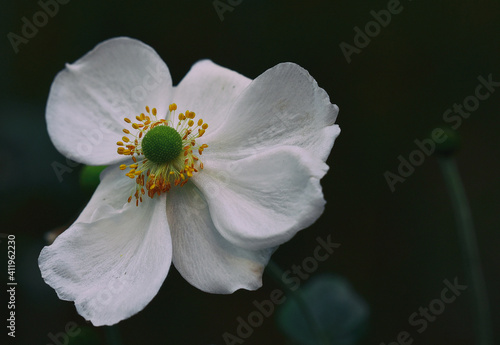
(266, 260, 330, 345)
(438, 156, 493, 345)
(105, 324, 123, 345)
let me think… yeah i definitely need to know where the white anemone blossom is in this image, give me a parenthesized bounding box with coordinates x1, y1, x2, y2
(39, 37, 340, 326)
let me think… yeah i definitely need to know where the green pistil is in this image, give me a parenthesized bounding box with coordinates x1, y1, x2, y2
(142, 125, 183, 164)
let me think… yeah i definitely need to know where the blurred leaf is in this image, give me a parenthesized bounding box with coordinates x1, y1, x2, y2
(276, 274, 369, 345)
(79, 165, 107, 193)
(68, 326, 102, 345)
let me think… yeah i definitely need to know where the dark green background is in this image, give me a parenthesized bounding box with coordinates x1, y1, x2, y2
(1, 0, 499, 344)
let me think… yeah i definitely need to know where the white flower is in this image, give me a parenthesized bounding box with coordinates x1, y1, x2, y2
(38, 37, 340, 326)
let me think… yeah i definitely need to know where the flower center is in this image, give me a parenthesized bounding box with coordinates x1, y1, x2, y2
(117, 104, 209, 206)
(142, 126, 183, 164)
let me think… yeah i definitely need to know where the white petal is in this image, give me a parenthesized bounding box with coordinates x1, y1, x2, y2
(47, 37, 173, 165)
(194, 146, 328, 250)
(167, 183, 275, 293)
(172, 60, 251, 139)
(204, 62, 340, 163)
(38, 166, 171, 326)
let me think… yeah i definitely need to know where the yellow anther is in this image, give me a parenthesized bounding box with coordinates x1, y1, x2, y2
(119, 104, 207, 204)
(124, 118, 131, 123)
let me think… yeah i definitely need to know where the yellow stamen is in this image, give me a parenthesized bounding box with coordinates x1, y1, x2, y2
(119, 103, 208, 205)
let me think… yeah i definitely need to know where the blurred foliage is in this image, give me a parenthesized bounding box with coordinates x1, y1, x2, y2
(79, 165, 107, 194)
(276, 274, 369, 345)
